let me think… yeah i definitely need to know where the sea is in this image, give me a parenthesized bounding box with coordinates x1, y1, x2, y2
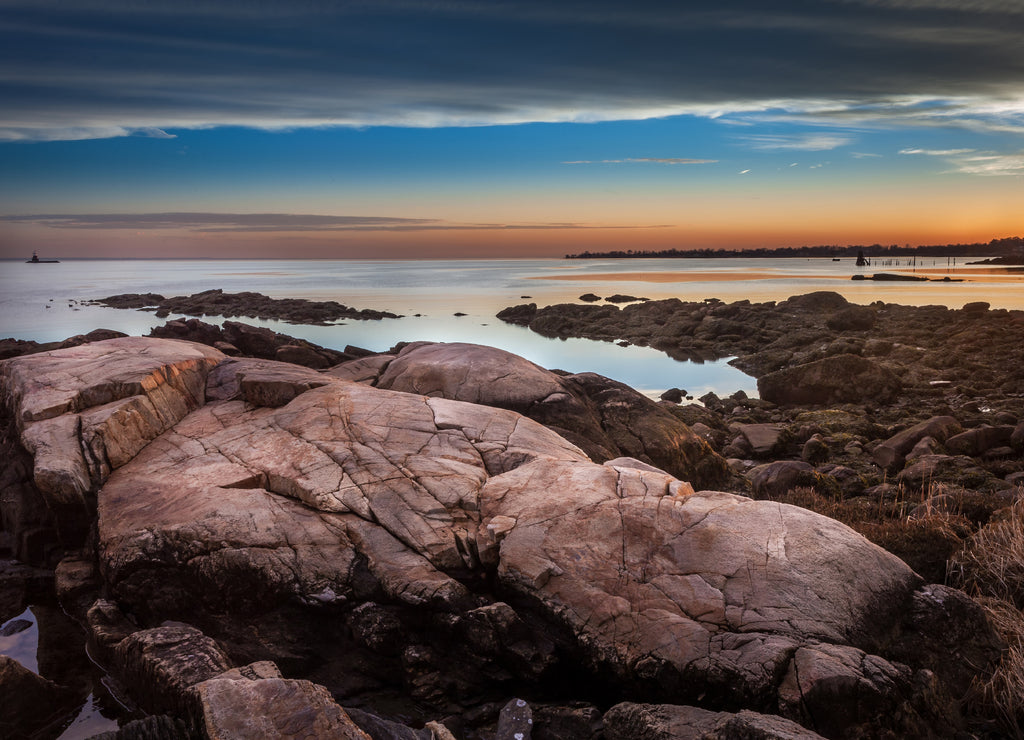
(3, 255, 1022, 401)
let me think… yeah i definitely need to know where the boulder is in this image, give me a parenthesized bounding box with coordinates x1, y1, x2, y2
(757, 354, 901, 406)
(872, 416, 962, 473)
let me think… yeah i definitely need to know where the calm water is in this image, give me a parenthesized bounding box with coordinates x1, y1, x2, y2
(2, 256, 1021, 399)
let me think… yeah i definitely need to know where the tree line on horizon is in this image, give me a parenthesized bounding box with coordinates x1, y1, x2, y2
(564, 236, 1024, 260)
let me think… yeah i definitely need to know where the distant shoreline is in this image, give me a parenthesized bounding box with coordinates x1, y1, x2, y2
(565, 237, 1024, 260)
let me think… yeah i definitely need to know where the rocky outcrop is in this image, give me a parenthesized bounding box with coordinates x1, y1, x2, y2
(369, 341, 730, 488)
(90, 288, 400, 324)
(0, 338, 1009, 738)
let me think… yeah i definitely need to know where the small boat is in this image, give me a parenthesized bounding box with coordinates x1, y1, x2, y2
(26, 251, 60, 263)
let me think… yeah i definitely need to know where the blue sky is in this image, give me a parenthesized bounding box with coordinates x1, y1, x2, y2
(1, 0, 1022, 258)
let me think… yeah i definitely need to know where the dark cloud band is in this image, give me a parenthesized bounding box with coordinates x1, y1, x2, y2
(1, 0, 1023, 140)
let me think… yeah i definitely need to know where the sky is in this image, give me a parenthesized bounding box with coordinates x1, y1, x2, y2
(1, 0, 1023, 259)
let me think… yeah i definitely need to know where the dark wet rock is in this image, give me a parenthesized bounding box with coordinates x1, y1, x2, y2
(497, 697, 534, 739)
(88, 714, 196, 740)
(758, 354, 901, 406)
(603, 702, 826, 740)
(579, 293, 601, 302)
(605, 294, 647, 303)
(495, 302, 538, 326)
(0, 617, 32, 635)
(91, 288, 400, 324)
(0, 654, 79, 739)
(659, 387, 684, 403)
(150, 318, 353, 368)
(54, 552, 100, 617)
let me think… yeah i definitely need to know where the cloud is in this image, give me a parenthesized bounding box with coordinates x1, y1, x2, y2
(563, 157, 717, 164)
(0, 212, 670, 232)
(895, 146, 1024, 175)
(899, 147, 976, 156)
(741, 134, 854, 151)
(2, 0, 1024, 140)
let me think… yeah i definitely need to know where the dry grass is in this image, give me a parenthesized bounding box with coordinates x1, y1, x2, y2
(950, 498, 1024, 608)
(950, 500, 1024, 738)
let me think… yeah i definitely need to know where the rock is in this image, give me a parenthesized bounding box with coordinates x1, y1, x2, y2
(885, 584, 1006, 699)
(275, 343, 333, 369)
(777, 643, 954, 739)
(871, 416, 962, 473)
(758, 354, 901, 406)
(94, 289, 399, 324)
(896, 454, 995, 490)
(736, 423, 785, 457)
(800, 434, 829, 464)
(326, 354, 395, 384)
(113, 624, 233, 714)
(345, 707, 435, 739)
(495, 303, 538, 326)
(603, 702, 826, 739)
(375, 342, 728, 487)
(195, 675, 372, 739)
(54, 553, 99, 617)
(659, 387, 684, 403)
(532, 703, 602, 739)
(945, 425, 1015, 456)
(87, 714, 193, 740)
(497, 697, 533, 739)
(0, 654, 78, 739)
(0, 337, 225, 556)
(1012, 420, 1024, 451)
(826, 305, 876, 331)
(579, 293, 601, 302)
(777, 291, 850, 313)
(86, 599, 139, 658)
(747, 460, 820, 497)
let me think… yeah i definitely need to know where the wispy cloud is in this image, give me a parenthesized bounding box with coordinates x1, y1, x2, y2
(899, 147, 975, 156)
(563, 157, 717, 164)
(898, 146, 1024, 175)
(740, 134, 854, 151)
(0, 212, 672, 232)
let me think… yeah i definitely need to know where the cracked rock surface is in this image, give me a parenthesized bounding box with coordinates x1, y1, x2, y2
(0, 337, 1004, 738)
